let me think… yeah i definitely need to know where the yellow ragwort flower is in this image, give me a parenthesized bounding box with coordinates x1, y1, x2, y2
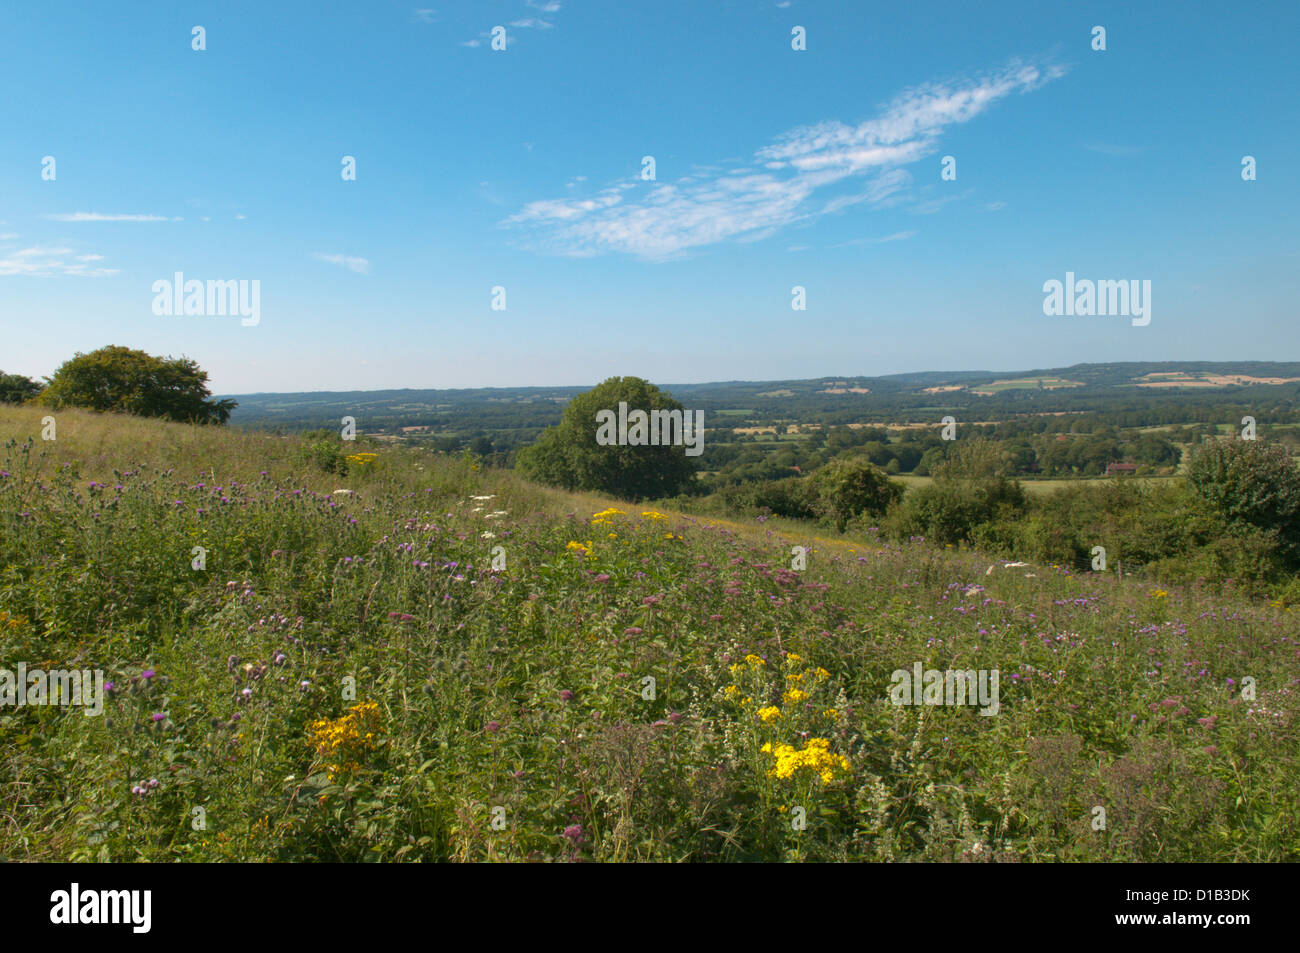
(764, 737, 850, 784)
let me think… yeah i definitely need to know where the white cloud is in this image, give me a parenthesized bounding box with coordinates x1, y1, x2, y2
(831, 230, 918, 248)
(0, 233, 18, 241)
(507, 59, 1064, 259)
(412, 8, 436, 23)
(314, 253, 371, 275)
(467, 2, 561, 45)
(0, 246, 118, 277)
(44, 212, 169, 222)
(911, 188, 972, 215)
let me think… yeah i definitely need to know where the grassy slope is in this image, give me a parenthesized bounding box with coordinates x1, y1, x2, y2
(1, 406, 1297, 862)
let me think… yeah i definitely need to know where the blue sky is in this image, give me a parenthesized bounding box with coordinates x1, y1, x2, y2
(2, 0, 1297, 394)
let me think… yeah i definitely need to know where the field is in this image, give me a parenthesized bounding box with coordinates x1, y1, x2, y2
(2, 406, 1298, 861)
(891, 474, 1175, 496)
(969, 377, 1084, 395)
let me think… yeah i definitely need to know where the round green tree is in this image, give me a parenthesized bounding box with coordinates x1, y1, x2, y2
(517, 376, 699, 501)
(37, 345, 236, 424)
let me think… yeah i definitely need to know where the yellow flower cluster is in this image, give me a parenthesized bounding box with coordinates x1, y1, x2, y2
(0, 611, 26, 631)
(1150, 589, 1169, 599)
(761, 738, 851, 784)
(640, 510, 666, 520)
(307, 701, 382, 779)
(590, 507, 626, 527)
(345, 452, 378, 466)
(783, 688, 808, 704)
(757, 705, 782, 723)
(566, 540, 592, 556)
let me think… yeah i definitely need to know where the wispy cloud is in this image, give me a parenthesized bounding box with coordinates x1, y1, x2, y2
(314, 253, 370, 275)
(831, 230, 918, 248)
(911, 188, 972, 215)
(466, 2, 561, 45)
(44, 212, 170, 222)
(507, 59, 1065, 259)
(0, 246, 119, 277)
(412, 8, 436, 24)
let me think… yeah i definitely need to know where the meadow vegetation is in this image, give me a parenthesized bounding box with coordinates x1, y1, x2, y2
(2, 404, 1297, 861)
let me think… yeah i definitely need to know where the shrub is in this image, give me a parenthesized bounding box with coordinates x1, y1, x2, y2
(0, 371, 41, 405)
(720, 476, 817, 520)
(1186, 439, 1300, 562)
(300, 431, 350, 475)
(806, 458, 903, 532)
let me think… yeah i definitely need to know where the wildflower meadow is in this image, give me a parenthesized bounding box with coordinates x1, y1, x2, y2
(1, 405, 1297, 862)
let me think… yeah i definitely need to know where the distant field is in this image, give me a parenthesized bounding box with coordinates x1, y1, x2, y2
(893, 474, 1177, 495)
(970, 377, 1084, 395)
(1134, 372, 1300, 388)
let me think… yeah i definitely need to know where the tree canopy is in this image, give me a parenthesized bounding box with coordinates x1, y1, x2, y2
(0, 371, 42, 405)
(1187, 438, 1300, 561)
(517, 376, 698, 501)
(36, 346, 236, 424)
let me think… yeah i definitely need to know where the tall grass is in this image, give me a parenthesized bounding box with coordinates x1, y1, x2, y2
(1, 406, 1296, 861)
